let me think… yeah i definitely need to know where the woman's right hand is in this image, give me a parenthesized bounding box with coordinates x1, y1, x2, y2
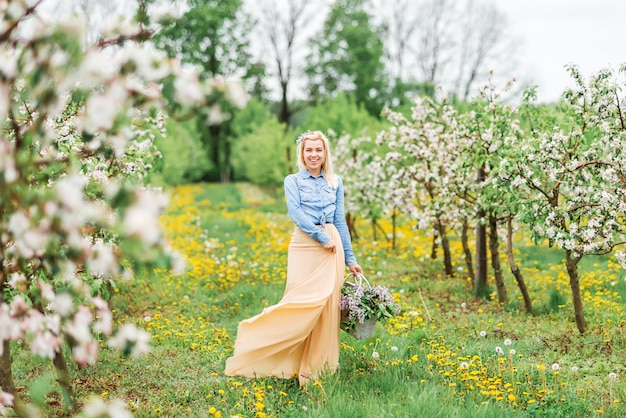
(323, 239, 337, 253)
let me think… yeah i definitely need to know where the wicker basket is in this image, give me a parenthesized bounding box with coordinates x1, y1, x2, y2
(340, 273, 377, 339)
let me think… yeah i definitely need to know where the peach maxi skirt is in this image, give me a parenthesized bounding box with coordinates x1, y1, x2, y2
(224, 224, 344, 385)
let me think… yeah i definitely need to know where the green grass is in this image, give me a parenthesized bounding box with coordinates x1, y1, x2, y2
(11, 183, 626, 417)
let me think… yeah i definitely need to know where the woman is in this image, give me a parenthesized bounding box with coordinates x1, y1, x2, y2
(224, 130, 363, 385)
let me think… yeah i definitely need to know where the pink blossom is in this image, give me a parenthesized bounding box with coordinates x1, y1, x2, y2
(73, 341, 99, 367)
(108, 323, 151, 357)
(65, 306, 93, 345)
(82, 396, 131, 418)
(30, 331, 61, 359)
(10, 295, 30, 318)
(0, 391, 14, 416)
(38, 280, 55, 303)
(52, 293, 75, 317)
(123, 190, 168, 245)
(92, 297, 112, 336)
(0, 306, 21, 353)
(86, 240, 118, 278)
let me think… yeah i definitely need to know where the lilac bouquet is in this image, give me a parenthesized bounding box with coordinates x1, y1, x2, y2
(339, 275, 400, 337)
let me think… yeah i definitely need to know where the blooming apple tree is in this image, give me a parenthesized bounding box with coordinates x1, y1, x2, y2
(0, 1, 246, 416)
(333, 133, 399, 245)
(376, 96, 470, 277)
(374, 82, 534, 310)
(505, 64, 626, 333)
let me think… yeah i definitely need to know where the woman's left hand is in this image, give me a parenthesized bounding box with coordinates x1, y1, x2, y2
(349, 264, 364, 276)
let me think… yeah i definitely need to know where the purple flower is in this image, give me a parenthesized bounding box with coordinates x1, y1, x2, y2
(340, 280, 400, 333)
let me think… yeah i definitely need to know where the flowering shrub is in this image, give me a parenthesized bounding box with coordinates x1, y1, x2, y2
(339, 275, 400, 334)
(0, 1, 246, 416)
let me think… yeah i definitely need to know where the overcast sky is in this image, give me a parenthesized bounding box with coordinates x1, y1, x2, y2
(32, 0, 625, 104)
(497, 0, 626, 102)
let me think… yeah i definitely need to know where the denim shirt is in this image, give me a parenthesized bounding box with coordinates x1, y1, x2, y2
(284, 168, 357, 267)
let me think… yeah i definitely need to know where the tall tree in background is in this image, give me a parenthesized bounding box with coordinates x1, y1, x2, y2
(413, 0, 455, 91)
(451, 0, 514, 100)
(256, 0, 315, 125)
(153, 0, 258, 181)
(305, 0, 389, 117)
(377, 0, 517, 102)
(378, 0, 436, 103)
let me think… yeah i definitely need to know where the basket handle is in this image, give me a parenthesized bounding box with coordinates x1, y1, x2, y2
(343, 272, 371, 288)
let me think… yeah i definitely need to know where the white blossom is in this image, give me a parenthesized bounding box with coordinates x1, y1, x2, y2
(82, 396, 132, 418)
(108, 323, 151, 357)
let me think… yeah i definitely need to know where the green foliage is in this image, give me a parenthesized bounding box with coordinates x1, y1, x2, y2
(305, 0, 389, 117)
(299, 93, 388, 139)
(153, 0, 261, 182)
(154, 117, 212, 185)
(233, 109, 296, 186)
(548, 288, 567, 313)
(230, 98, 273, 139)
(152, 0, 254, 79)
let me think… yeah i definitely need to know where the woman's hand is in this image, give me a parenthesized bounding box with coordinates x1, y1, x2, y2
(323, 239, 337, 253)
(349, 264, 364, 276)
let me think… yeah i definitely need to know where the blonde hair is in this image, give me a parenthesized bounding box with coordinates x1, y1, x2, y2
(296, 130, 338, 188)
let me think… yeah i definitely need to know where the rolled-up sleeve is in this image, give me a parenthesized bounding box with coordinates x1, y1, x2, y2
(333, 177, 357, 266)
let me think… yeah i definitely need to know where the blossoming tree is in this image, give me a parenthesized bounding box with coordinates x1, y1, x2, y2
(0, 1, 246, 416)
(376, 97, 462, 277)
(509, 64, 626, 333)
(333, 133, 398, 245)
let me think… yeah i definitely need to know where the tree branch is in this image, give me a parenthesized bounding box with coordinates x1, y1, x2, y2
(0, 0, 45, 44)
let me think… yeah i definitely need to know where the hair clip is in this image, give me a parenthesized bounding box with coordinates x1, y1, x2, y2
(296, 130, 313, 145)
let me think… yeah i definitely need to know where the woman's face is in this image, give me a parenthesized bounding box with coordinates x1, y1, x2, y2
(302, 139, 325, 174)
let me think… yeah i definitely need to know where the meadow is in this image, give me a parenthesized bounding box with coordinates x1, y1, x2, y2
(18, 182, 626, 417)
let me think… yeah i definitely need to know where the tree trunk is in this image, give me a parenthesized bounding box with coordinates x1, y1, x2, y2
(285, 146, 293, 174)
(346, 212, 358, 241)
(474, 166, 488, 298)
(0, 267, 15, 394)
(430, 227, 439, 259)
(506, 216, 533, 314)
(0, 267, 27, 417)
(436, 218, 454, 277)
(489, 214, 507, 303)
(391, 211, 397, 250)
(52, 348, 75, 413)
(371, 218, 377, 241)
(373, 220, 387, 244)
(0, 341, 15, 399)
(279, 81, 290, 124)
(0, 342, 28, 417)
(565, 250, 587, 334)
(460, 219, 475, 285)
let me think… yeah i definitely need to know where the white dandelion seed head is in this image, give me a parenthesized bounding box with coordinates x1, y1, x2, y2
(552, 363, 560, 371)
(504, 339, 512, 346)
